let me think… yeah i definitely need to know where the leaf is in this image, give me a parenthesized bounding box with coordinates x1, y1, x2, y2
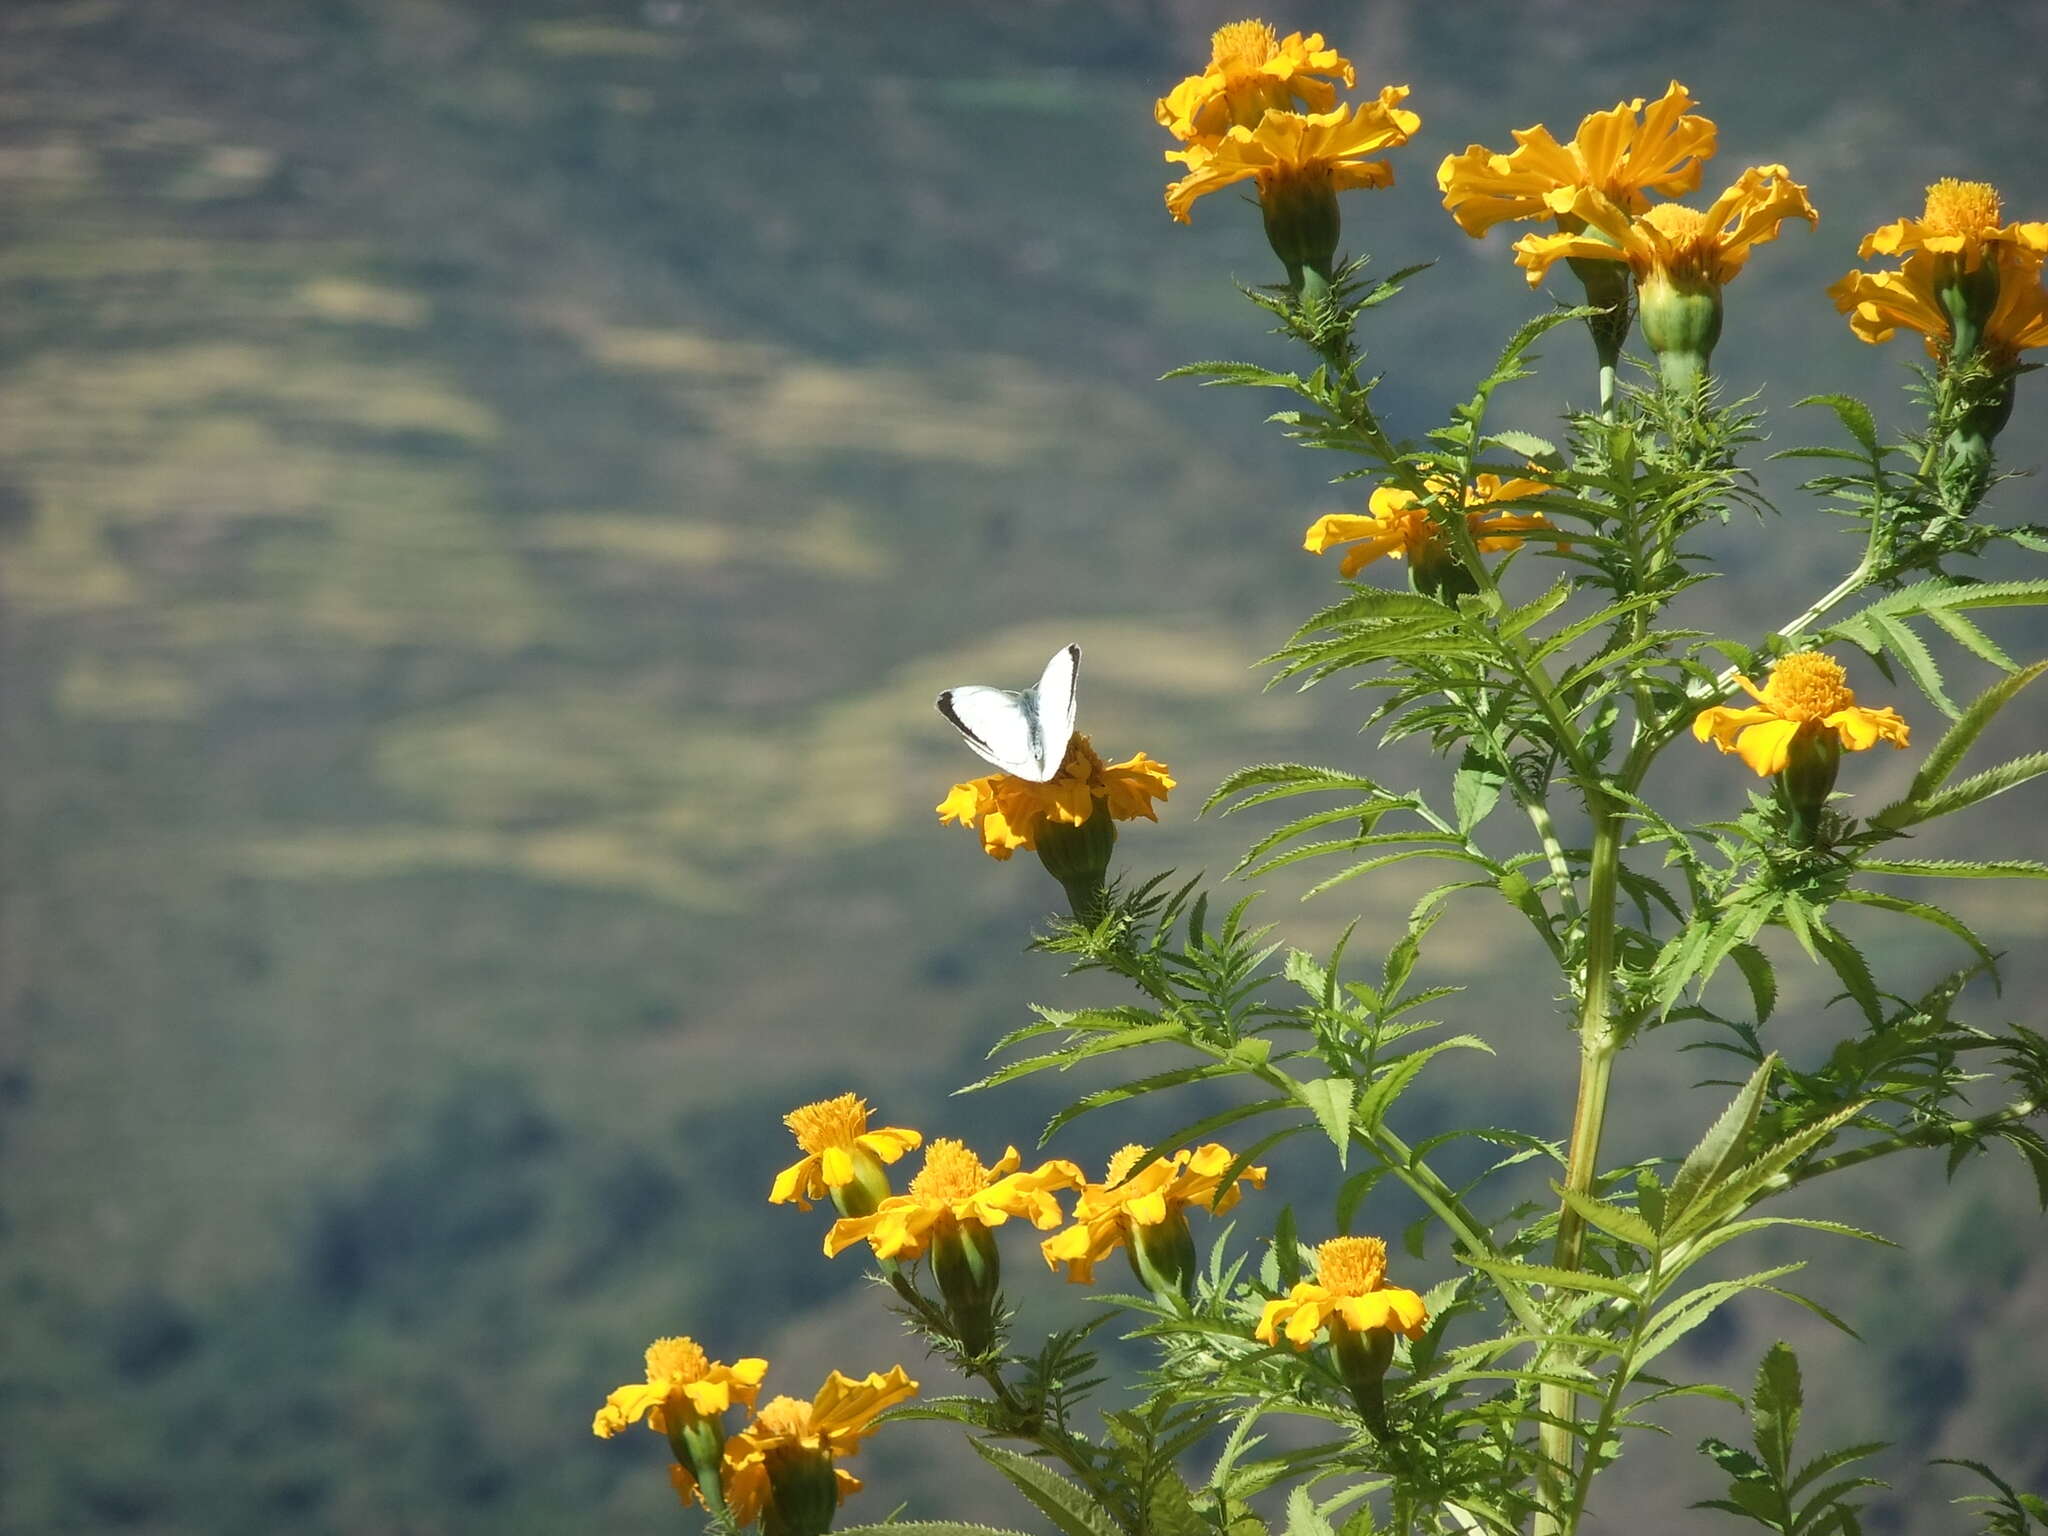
(1296, 1076, 1356, 1165)
(1355, 1036, 1494, 1133)
(1459, 1254, 1642, 1300)
(1730, 944, 1778, 1025)
(1876, 752, 2048, 830)
(1668, 1055, 1778, 1224)
(1811, 924, 1883, 1028)
(835, 1524, 1040, 1536)
(1554, 1184, 1655, 1247)
(1203, 763, 1395, 816)
(1866, 612, 1957, 717)
(1453, 748, 1509, 834)
(1798, 393, 1880, 457)
(1858, 858, 2048, 879)
(969, 1444, 1121, 1536)
(1835, 889, 1996, 971)
(1484, 429, 1560, 460)
(1903, 660, 2048, 800)
(1752, 1341, 1804, 1481)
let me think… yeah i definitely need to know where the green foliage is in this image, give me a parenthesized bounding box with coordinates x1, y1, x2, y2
(1694, 1344, 1887, 1536)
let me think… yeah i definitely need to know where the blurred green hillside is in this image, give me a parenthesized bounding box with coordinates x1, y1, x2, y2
(2, 1, 2046, 1531)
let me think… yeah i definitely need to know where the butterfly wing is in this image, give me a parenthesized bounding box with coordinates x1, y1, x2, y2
(1032, 643, 1080, 776)
(936, 644, 1082, 782)
(936, 684, 1044, 778)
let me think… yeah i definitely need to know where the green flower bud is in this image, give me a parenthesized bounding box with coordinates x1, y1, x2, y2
(1260, 163, 1342, 289)
(1035, 797, 1117, 921)
(1638, 267, 1723, 397)
(929, 1217, 1003, 1357)
(1124, 1209, 1200, 1303)
(761, 1443, 842, 1536)
(1776, 729, 1841, 845)
(1327, 1316, 1398, 1437)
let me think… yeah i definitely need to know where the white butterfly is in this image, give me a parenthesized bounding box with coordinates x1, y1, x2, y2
(936, 644, 1081, 783)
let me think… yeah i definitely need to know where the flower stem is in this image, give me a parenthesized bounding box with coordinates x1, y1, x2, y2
(1537, 792, 1624, 1533)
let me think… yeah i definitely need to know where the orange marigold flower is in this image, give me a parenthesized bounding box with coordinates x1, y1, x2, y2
(823, 1139, 1081, 1262)
(1165, 93, 1418, 225)
(1255, 1236, 1428, 1350)
(1860, 178, 2048, 273)
(1692, 651, 1909, 778)
(721, 1368, 918, 1528)
(592, 1336, 768, 1441)
(1437, 80, 1716, 238)
(1514, 163, 1816, 291)
(1303, 473, 1554, 579)
(769, 1094, 922, 1213)
(1829, 246, 2048, 366)
(1041, 1143, 1266, 1286)
(937, 732, 1173, 861)
(1155, 18, 1356, 146)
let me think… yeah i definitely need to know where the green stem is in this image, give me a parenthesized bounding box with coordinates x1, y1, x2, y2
(1783, 1099, 2037, 1190)
(1537, 794, 1625, 1534)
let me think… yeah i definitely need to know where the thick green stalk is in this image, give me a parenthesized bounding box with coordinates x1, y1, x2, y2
(1536, 794, 1624, 1534)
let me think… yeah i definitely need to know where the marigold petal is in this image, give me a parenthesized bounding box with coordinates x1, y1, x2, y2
(1734, 717, 1804, 777)
(1693, 703, 1776, 750)
(1825, 705, 1910, 752)
(857, 1127, 922, 1164)
(770, 1155, 819, 1210)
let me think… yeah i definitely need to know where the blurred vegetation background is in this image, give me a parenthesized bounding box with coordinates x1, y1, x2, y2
(2, 1, 2045, 1531)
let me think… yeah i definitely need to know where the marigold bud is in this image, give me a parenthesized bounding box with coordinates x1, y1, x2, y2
(929, 1218, 1003, 1357)
(1637, 266, 1722, 396)
(1259, 163, 1343, 288)
(1777, 725, 1842, 845)
(1125, 1208, 1200, 1302)
(1327, 1315, 1398, 1436)
(759, 1442, 842, 1536)
(1034, 796, 1117, 920)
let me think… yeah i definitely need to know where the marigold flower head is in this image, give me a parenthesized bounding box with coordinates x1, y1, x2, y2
(1041, 1143, 1267, 1285)
(1304, 474, 1555, 580)
(823, 1138, 1082, 1262)
(1255, 1236, 1429, 1350)
(592, 1336, 769, 1440)
(1155, 19, 1356, 146)
(1514, 164, 1817, 291)
(937, 732, 1173, 861)
(769, 1094, 922, 1213)
(1165, 92, 1418, 225)
(1692, 651, 1910, 778)
(1436, 81, 1717, 238)
(1860, 178, 2048, 273)
(1829, 247, 2048, 367)
(721, 1367, 918, 1529)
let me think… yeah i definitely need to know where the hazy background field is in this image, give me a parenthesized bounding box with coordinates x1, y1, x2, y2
(3, 1, 2046, 1531)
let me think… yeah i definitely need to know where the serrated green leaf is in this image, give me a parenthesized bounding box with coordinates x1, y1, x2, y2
(1296, 1076, 1356, 1165)
(1554, 1184, 1655, 1247)
(970, 1444, 1120, 1536)
(1866, 612, 1957, 716)
(1798, 393, 1880, 456)
(1452, 748, 1508, 834)
(1484, 429, 1560, 460)
(1753, 1341, 1804, 1481)
(1859, 858, 2048, 879)
(1835, 889, 1996, 970)
(1460, 1254, 1642, 1300)
(1356, 1036, 1493, 1132)
(1669, 1055, 1778, 1223)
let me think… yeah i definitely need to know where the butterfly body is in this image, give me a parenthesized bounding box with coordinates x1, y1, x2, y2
(936, 644, 1081, 783)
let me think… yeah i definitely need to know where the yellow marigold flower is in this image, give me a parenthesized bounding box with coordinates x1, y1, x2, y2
(1860, 178, 2048, 272)
(722, 1367, 919, 1531)
(1155, 18, 1356, 146)
(1165, 93, 1418, 225)
(1304, 474, 1554, 581)
(937, 733, 1173, 862)
(823, 1139, 1081, 1262)
(769, 1094, 922, 1214)
(1692, 651, 1909, 778)
(1042, 1143, 1267, 1289)
(1436, 80, 1716, 238)
(1255, 1236, 1428, 1350)
(592, 1336, 768, 1441)
(1515, 163, 1817, 291)
(1829, 247, 2048, 365)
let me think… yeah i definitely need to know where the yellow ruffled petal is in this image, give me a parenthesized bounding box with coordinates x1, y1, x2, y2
(1336, 1286, 1430, 1339)
(769, 1154, 821, 1210)
(1734, 717, 1804, 777)
(1285, 1294, 1331, 1347)
(856, 1127, 922, 1164)
(1825, 705, 1910, 752)
(1692, 702, 1777, 751)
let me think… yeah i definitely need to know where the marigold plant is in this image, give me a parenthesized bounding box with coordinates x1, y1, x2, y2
(592, 18, 2048, 1536)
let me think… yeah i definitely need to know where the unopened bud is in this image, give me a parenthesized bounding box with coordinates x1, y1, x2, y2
(929, 1218, 1003, 1357)
(1260, 164, 1342, 289)
(1327, 1316, 1398, 1437)
(1035, 798, 1117, 921)
(1125, 1209, 1200, 1303)
(1638, 268, 1723, 398)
